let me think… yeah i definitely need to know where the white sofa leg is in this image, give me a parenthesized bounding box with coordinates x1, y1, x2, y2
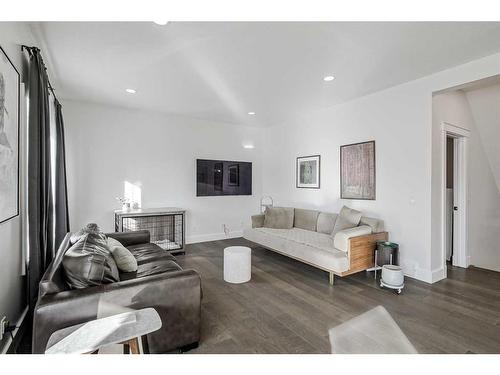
(329, 272, 335, 285)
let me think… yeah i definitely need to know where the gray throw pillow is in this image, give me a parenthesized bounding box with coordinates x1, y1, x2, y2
(263, 207, 294, 229)
(63, 231, 120, 289)
(331, 206, 362, 236)
(107, 237, 138, 272)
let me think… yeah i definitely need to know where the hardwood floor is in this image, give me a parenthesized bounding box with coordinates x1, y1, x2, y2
(176, 237, 500, 354)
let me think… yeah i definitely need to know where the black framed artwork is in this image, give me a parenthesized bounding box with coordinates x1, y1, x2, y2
(196, 159, 252, 196)
(0, 46, 20, 224)
(296, 155, 321, 189)
(340, 140, 376, 200)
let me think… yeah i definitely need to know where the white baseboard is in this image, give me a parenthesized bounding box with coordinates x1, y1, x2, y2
(431, 267, 446, 283)
(414, 267, 432, 283)
(186, 230, 244, 244)
(403, 266, 445, 284)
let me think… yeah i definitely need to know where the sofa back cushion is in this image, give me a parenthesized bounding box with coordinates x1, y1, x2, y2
(360, 216, 384, 233)
(294, 208, 319, 231)
(316, 212, 338, 234)
(63, 232, 120, 289)
(264, 207, 294, 229)
(331, 206, 362, 236)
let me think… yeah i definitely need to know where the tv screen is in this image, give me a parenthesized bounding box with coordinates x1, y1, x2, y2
(196, 159, 252, 196)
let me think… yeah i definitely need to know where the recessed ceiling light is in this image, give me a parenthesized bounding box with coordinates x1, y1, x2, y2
(247, 111, 256, 115)
(323, 75, 335, 82)
(125, 88, 136, 94)
(154, 21, 168, 26)
(243, 144, 255, 149)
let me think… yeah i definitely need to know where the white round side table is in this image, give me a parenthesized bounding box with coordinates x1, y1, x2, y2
(224, 246, 251, 283)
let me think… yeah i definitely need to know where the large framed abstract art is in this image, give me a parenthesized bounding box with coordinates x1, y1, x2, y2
(0, 46, 20, 224)
(296, 155, 320, 189)
(340, 140, 376, 200)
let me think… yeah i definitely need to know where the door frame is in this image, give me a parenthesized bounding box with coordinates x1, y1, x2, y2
(441, 122, 470, 275)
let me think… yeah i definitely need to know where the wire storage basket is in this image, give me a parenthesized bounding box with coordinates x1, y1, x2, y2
(115, 208, 185, 254)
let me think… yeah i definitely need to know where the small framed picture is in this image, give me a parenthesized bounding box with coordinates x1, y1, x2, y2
(296, 155, 320, 189)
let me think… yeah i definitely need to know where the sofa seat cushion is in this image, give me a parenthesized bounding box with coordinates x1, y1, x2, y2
(127, 243, 176, 264)
(256, 227, 337, 253)
(244, 228, 348, 273)
(120, 259, 182, 281)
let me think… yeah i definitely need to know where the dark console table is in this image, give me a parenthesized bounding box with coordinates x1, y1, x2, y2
(114, 207, 186, 255)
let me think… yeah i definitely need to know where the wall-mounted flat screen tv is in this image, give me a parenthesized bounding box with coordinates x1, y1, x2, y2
(196, 159, 252, 196)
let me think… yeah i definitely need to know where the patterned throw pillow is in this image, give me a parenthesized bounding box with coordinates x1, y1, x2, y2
(70, 223, 103, 244)
(63, 224, 120, 289)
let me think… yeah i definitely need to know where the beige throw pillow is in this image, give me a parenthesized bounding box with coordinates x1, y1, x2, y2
(107, 237, 138, 272)
(331, 206, 362, 236)
(263, 207, 295, 229)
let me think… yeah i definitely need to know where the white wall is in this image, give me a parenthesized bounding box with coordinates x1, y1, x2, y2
(263, 52, 500, 283)
(465, 84, 500, 192)
(63, 100, 263, 243)
(431, 91, 473, 272)
(263, 82, 433, 281)
(0, 22, 34, 351)
(465, 86, 500, 271)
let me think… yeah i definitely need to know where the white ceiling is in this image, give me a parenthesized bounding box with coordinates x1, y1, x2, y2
(38, 22, 500, 127)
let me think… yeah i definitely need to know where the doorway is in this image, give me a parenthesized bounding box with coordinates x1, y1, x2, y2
(445, 136, 454, 264)
(442, 122, 470, 273)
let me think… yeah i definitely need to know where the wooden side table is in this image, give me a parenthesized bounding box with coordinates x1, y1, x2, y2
(45, 308, 162, 354)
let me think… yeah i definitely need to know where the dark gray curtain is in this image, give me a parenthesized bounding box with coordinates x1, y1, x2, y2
(27, 47, 51, 308)
(52, 99, 70, 248)
(26, 47, 70, 309)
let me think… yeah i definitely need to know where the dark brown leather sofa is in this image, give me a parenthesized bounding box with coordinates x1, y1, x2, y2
(32, 230, 201, 354)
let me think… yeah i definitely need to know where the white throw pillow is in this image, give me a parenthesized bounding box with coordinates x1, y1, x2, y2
(331, 206, 362, 237)
(107, 237, 138, 272)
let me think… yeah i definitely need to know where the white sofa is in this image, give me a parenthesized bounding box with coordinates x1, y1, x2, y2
(243, 208, 388, 284)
